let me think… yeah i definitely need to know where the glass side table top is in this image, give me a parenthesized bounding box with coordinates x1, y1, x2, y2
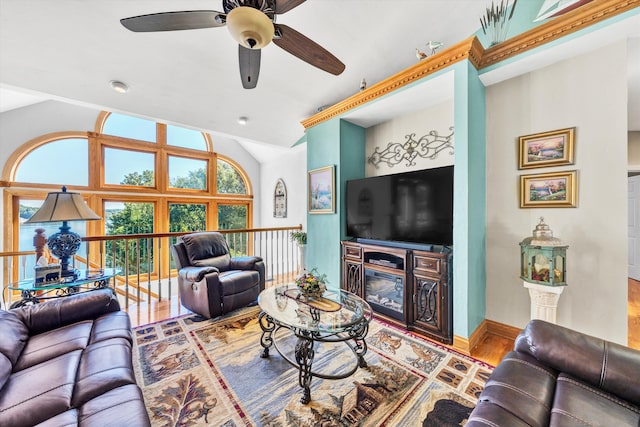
(8, 268, 119, 292)
(258, 284, 373, 333)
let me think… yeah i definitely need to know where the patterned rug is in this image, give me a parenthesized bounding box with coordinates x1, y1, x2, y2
(132, 307, 493, 426)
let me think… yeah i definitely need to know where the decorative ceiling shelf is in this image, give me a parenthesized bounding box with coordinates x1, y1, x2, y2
(301, 0, 638, 130)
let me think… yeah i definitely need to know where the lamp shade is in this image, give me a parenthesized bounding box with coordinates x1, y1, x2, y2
(25, 186, 100, 223)
(226, 6, 274, 49)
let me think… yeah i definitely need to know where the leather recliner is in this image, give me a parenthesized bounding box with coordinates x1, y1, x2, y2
(171, 231, 266, 319)
(467, 319, 640, 426)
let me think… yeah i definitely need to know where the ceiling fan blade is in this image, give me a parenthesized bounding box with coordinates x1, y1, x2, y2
(273, 24, 345, 75)
(275, 0, 306, 14)
(239, 45, 261, 89)
(120, 11, 225, 32)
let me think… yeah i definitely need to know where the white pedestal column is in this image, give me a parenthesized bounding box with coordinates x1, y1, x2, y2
(523, 281, 566, 324)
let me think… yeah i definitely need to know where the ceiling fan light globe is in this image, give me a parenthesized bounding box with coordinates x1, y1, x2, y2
(226, 6, 274, 49)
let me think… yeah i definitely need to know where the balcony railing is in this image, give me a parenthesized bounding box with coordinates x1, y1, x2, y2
(2, 226, 304, 310)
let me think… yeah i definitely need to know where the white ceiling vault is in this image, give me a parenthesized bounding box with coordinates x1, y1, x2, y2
(0, 1, 638, 162)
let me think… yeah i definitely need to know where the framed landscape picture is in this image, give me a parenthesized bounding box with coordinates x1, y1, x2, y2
(518, 127, 575, 169)
(308, 165, 335, 214)
(520, 170, 577, 208)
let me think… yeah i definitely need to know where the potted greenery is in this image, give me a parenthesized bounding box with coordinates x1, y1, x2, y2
(480, 0, 518, 47)
(290, 231, 307, 271)
(290, 231, 307, 245)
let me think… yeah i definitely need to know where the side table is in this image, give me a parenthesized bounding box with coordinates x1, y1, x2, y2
(6, 268, 119, 308)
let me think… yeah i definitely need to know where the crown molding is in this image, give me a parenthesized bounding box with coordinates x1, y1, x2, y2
(301, 0, 638, 130)
(301, 36, 483, 130)
(480, 0, 640, 68)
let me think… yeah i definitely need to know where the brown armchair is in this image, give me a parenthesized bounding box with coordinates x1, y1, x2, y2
(171, 231, 265, 319)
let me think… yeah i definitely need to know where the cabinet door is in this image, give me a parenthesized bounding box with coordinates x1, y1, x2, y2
(343, 260, 363, 297)
(412, 274, 444, 333)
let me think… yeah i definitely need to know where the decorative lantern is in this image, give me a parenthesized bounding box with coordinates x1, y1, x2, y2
(519, 218, 568, 287)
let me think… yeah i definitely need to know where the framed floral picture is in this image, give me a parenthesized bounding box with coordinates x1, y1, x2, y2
(518, 127, 575, 169)
(520, 170, 577, 208)
(308, 165, 335, 214)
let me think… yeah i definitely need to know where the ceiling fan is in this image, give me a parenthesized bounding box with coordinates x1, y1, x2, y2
(120, 0, 345, 89)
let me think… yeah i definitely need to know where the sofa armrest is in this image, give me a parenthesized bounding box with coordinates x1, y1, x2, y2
(11, 288, 121, 335)
(179, 266, 219, 282)
(229, 256, 263, 270)
(515, 319, 640, 405)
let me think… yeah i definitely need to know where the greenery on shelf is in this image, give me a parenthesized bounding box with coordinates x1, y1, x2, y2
(290, 231, 307, 245)
(480, 0, 518, 46)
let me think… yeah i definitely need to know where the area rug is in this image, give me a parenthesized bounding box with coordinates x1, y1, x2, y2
(132, 307, 493, 426)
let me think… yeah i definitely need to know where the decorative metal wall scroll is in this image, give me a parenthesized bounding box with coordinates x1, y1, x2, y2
(367, 127, 454, 169)
(273, 178, 287, 218)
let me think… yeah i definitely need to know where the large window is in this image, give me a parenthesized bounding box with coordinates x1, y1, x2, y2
(104, 147, 155, 187)
(5, 112, 253, 277)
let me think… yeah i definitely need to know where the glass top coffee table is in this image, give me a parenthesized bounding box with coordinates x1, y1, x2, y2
(258, 284, 373, 404)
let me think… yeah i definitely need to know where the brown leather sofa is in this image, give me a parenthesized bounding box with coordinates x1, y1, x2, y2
(0, 288, 150, 427)
(467, 319, 640, 426)
(171, 231, 266, 319)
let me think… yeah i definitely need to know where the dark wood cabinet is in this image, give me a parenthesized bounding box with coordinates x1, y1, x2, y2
(341, 240, 452, 344)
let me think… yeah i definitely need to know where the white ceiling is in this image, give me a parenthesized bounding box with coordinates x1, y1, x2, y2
(0, 1, 638, 162)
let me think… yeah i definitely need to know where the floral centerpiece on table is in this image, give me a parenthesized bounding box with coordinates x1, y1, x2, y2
(295, 268, 327, 298)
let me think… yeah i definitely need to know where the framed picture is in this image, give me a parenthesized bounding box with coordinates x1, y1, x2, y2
(520, 170, 577, 208)
(308, 165, 335, 214)
(518, 127, 575, 169)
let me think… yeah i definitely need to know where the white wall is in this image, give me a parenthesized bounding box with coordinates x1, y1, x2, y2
(258, 144, 307, 230)
(485, 41, 629, 344)
(365, 100, 454, 177)
(629, 131, 640, 167)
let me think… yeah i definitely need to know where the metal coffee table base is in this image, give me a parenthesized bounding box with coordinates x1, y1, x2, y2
(258, 311, 369, 404)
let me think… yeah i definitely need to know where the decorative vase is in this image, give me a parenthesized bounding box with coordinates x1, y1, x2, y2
(298, 244, 306, 272)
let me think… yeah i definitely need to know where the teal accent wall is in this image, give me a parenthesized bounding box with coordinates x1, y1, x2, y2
(305, 119, 366, 291)
(304, 60, 486, 339)
(452, 61, 487, 338)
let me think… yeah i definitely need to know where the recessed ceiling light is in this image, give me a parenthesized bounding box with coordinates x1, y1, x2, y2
(237, 116, 248, 125)
(109, 80, 129, 94)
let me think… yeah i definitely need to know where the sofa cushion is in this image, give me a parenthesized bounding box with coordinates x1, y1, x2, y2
(550, 374, 640, 426)
(477, 351, 556, 427)
(516, 319, 640, 405)
(0, 355, 11, 395)
(467, 400, 533, 427)
(181, 232, 231, 270)
(219, 270, 260, 295)
(0, 350, 82, 427)
(89, 311, 133, 345)
(79, 384, 151, 426)
(13, 321, 92, 371)
(12, 289, 120, 335)
(72, 337, 136, 407)
(33, 410, 78, 427)
(0, 310, 29, 365)
(0, 310, 29, 391)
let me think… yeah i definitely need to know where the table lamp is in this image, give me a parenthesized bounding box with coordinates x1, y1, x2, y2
(24, 186, 101, 278)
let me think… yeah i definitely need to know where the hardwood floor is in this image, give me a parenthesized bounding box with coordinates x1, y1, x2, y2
(124, 277, 640, 367)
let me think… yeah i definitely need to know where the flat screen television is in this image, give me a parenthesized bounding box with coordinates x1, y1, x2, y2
(346, 165, 453, 246)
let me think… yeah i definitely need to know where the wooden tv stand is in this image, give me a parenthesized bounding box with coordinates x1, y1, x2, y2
(341, 240, 453, 344)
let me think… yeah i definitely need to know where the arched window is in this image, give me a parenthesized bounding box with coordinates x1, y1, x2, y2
(4, 111, 254, 276)
(14, 137, 89, 186)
